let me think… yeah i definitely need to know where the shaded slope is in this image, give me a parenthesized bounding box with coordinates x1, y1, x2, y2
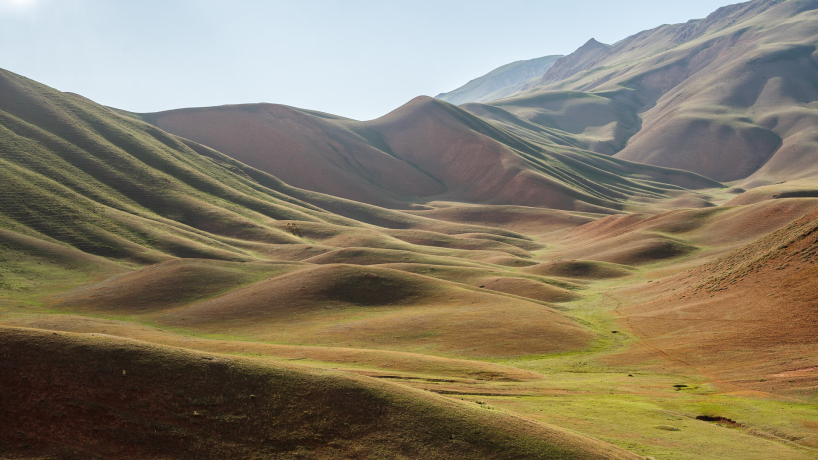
(436, 54, 562, 105)
(0, 327, 639, 460)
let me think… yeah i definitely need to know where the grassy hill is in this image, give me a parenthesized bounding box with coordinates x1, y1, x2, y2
(0, 65, 664, 457)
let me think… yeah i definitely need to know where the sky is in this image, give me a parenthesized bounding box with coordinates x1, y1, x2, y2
(1, 0, 738, 120)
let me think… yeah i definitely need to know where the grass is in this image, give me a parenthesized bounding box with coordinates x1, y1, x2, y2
(3, 250, 817, 459)
(2, 27, 818, 458)
(2, 187, 815, 459)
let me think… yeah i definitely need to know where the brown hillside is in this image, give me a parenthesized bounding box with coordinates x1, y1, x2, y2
(0, 327, 639, 460)
(614, 205, 818, 392)
(50, 259, 294, 313)
(142, 95, 719, 213)
(142, 104, 441, 209)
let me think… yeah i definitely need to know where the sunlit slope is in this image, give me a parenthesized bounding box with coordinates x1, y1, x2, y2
(0, 68, 604, 361)
(0, 68, 539, 263)
(0, 68, 345, 263)
(141, 96, 718, 213)
(0, 327, 640, 460)
(486, 0, 818, 184)
(545, 197, 818, 266)
(615, 202, 818, 395)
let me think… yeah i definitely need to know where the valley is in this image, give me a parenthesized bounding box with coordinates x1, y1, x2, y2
(2, 0, 818, 458)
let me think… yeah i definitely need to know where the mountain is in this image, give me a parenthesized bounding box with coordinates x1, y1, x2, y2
(467, 0, 818, 189)
(538, 39, 611, 86)
(435, 54, 562, 105)
(140, 97, 718, 214)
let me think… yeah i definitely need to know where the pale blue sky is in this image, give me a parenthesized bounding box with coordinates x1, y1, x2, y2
(1, 0, 737, 120)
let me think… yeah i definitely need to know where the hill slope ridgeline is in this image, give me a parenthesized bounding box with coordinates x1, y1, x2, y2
(139, 96, 718, 213)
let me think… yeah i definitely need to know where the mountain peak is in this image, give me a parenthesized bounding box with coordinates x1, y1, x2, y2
(537, 38, 612, 85)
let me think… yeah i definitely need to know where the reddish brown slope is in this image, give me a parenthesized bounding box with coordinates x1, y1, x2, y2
(146, 98, 593, 210)
(142, 96, 718, 213)
(615, 205, 818, 395)
(143, 104, 443, 208)
(363, 96, 615, 210)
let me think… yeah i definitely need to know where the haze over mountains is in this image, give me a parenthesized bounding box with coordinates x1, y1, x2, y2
(2, 0, 818, 458)
(435, 55, 563, 105)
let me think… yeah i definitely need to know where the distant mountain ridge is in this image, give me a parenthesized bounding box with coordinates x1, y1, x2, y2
(451, 0, 818, 189)
(435, 54, 562, 105)
(537, 38, 610, 86)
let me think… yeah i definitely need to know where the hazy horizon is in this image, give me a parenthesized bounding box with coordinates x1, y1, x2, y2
(2, 0, 738, 120)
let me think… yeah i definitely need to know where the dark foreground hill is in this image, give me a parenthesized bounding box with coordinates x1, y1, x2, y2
(0, 327, 639, 459)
